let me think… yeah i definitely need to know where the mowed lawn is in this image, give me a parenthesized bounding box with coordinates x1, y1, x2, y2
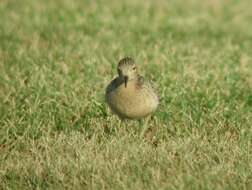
(0, 0, 252, 189)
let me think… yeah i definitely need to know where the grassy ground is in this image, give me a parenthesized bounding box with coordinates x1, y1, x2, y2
(0, 0, 252, 189)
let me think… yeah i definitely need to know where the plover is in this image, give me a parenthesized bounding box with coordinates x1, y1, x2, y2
(106, 57, 159, 120)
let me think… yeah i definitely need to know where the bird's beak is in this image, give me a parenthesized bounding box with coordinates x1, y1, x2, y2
(124, 76, 128, 88)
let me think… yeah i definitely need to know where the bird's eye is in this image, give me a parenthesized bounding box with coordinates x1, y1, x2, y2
(133, 67, 136, 70)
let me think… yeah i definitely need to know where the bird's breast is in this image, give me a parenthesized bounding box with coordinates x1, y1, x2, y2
(106, 81, 158, 119)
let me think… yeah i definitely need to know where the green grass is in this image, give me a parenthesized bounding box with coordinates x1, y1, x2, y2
(0, 0, 252, 189)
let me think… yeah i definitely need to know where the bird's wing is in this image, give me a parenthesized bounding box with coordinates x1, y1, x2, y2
(106, 77, 123, 94)
(137, 75, 160, 100)
(106, 78, 117, 94)
(136, 75, 145, 87)
(137, 75, 156, 91)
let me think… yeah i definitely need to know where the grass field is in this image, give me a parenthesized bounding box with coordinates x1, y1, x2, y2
(0, 0, 252, 189)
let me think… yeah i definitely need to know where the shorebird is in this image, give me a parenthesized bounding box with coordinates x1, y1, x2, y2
(105, 57, 159, 120)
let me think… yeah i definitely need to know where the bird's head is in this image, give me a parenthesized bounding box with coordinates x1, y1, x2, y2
(117, 57, 138, 88)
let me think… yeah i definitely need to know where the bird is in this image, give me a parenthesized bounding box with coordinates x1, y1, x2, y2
(105, 57, 159, 120)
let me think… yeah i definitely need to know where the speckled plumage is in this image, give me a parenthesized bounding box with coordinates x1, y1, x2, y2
(106, 57, 159, 119)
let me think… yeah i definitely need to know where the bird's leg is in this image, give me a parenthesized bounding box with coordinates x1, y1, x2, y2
(140, 116, 151, 138)
(119, 118, 126, 127)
